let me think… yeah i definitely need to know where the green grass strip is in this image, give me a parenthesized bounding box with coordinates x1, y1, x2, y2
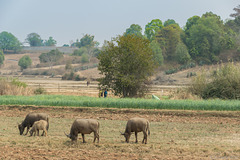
(0, 95, 239, 111)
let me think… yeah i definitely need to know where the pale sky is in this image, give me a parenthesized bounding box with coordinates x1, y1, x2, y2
(0, 0, 239, 46)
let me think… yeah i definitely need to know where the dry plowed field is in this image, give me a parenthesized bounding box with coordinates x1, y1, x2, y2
(0, 105, 240, 159)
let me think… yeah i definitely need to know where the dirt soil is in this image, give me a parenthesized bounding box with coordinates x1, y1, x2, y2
(0, 105, 240, 160)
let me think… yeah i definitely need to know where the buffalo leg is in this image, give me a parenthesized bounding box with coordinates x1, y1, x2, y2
(44, 129, 47, 137)
(37, 129, 40, 136)
(25, 126, 30, 135)
(41, 130, 44, 136)
(93, 132, 96, 143)
(97, 132, 99, 143)
(142, 131, 147, 144)
(135, 132, 138, 143)
(82, 134, 86, 143)
(93, 132, 99, 143)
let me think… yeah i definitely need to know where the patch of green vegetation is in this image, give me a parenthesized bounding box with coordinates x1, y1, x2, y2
(0, 95, 239, 111)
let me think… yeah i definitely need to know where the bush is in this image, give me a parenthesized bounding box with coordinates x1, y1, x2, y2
(0, 50, 4, 66)
(18, 55, 32, 70)
(0, 78, 32, 95)
(72, 47, 87, 56)
(237, 46, 240, 53)
(81, 53, 89, 63)
(165, 68, 178, 75)
(189, 62, 240, 99)
(39, 49, 63, 63)
(165, 62, 196, 75)
(11, 78, 27, 88)
(187, 72, 196, 78)
(34, 87, 46, 95)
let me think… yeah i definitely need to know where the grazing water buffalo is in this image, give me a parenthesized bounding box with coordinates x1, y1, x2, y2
(29, 120, 48, 137)
(65, 119, 100, 143)
(121, 117, 150, 144)
(18, 113, 49, 136)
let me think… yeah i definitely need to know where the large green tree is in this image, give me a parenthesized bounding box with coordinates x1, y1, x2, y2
(145, 19, 163, 41)
(226, 5, 240, 46)
(44, 37, 57, 46)
(164, 19, 178, 27)
(175, 43, 191, 64)
(185, 12, 234, 63)
(230, 4, 240, 18)
(98, 35, 156, 97)
(26, 33, 43, 46)
(150, 40, 163, 65)
(39, 49, 63, 69)
(0, 31, 22, 52)
(73, 34, 98, 48)
(72, 34, 100, 62)
(0, 50, 4, 66)
(18, 55, 32, 70)
(124, 24, 143, 37)
(156, 24, 182, 61)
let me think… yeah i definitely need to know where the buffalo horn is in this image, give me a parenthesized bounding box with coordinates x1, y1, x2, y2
(64, 132, 70, 138)
(119, 131, 124, 135)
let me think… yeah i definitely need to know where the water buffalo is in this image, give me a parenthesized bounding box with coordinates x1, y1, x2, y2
(65, 119, 99, 143)
(18, 112, 49, 136)
(121, 117, 150, 144)
(29, 120, 48, 137)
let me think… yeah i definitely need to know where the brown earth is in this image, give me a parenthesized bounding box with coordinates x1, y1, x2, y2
(0, 105, 240, 160)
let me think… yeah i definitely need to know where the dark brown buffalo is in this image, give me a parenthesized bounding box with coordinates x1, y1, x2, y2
(121, 117, 150, 144)
(65, 119, 99, 143)
(18, 113, 49, 135)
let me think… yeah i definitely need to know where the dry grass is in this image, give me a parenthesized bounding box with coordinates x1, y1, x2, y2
(0, 79, 33, 95)
(0, 106, 239, 159)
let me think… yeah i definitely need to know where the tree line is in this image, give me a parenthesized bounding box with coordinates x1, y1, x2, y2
(1, 5, 240, 98)
(98, 6, 240, 98)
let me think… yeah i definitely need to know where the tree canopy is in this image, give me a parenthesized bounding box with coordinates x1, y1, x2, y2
(156, 24, 182, 61)
(124, 24, 143, 37)
(26, 33, 43, 46)
(18, 55, 32, 70)
(39, 49, 63, 64)
(230, 5, 240, 18)
(72, 34, 98, 48)
(145, 19, 163, 41)
(164, 19, 178, 27)
(184, 12, 234, 63)
(0, 31, 22, 52)
(44, 37, 57, 46)
(71, 34, 100, 62)
(98, 35, 156, 98)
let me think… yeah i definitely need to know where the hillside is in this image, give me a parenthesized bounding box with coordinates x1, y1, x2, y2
(0, 52, 236, 86)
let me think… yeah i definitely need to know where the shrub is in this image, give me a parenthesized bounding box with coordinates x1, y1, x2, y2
(18, 55, 32, 70)
(81, 53, 89, 63)
(0, 50, 4, 66)
(11, 78, 27, 88)
(72, 47, 87, 56)
(165, 62, 196, 75)
(34, 87, 46, 95)
(237, 46, 240, 53)
(165, 68, 178, 75)
(189, 62, 240, 99)
(62, 71, 77, 80)
(39, 49, 63, 63)
(0, 78, 32, 95)
(187, 72, 196, 78)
